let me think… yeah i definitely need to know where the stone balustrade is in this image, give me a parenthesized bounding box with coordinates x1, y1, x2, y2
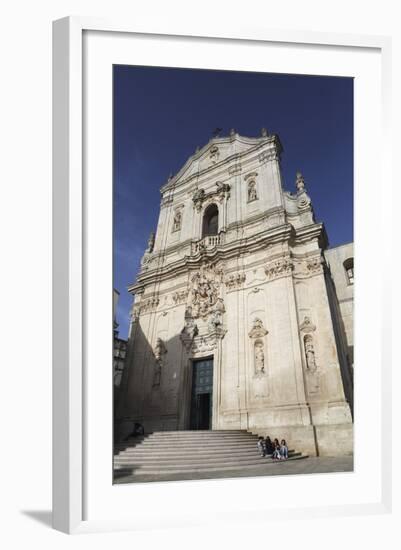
(191, 234, 223, 254)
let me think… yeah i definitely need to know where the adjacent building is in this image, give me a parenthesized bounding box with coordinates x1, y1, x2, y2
(113, 289, 127, 400)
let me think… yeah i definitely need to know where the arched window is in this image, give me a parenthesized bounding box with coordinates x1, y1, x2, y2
(343, 258, 354, 285)
(202, 204, 219, 237)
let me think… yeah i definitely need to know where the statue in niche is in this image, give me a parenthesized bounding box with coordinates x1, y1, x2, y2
(153, 338, 167, 386)
(254, 340, 265, 374)
(248, 180, 258, 202)
(172, 210, 182, 232)
(304, 334, 317, 372)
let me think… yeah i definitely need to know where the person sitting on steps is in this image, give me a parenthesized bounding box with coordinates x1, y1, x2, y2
(264, 435, 274, 456)
(272, 438, 282, 460)
(257, 436, 266, 457)
(280, 439, 288, 460)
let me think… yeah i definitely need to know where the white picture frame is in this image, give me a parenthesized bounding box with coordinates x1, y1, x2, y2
(52, 16, 392, 534)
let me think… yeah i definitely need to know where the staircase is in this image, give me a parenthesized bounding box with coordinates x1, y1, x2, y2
(114, 430, 307, 480)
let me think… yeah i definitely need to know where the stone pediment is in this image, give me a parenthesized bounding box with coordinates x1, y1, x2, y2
(161, 133, 277, 192)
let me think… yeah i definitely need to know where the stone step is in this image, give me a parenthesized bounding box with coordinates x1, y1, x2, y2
(138, 436, 258, 444)
(114, 452, 302, 465)
(115, 455, 308, 476)
(115, 441, 257, 452)
(115, 447, 297, 459)
(145, 430, 251, 436)
(113, 430, 306, 480)
(117, 437, 259, 446)
(116, 433, 258, 444)
(144, 432, 258, 438)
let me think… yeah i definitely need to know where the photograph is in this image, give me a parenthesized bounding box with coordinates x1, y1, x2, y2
(112, 65, 354, 484)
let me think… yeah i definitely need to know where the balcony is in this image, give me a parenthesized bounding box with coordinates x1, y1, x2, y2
(191, 233, 223, 255)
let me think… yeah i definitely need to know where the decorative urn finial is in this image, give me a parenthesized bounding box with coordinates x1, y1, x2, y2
(261, 127, 268, 137)
(295, 171, 306, 192)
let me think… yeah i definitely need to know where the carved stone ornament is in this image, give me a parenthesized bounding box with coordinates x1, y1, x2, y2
(191, 332, 224, 354)
(299, 315, 316, 333)
(140, 251, 153, 269)
(192, 187, 205, 212)
(209, 145, 219, 164)
(295, 174, 312, 210)
(258, 150, 279, 165)
(188, 262, 223, 319)
(215, 181, 231, 202)
(264, 256, 293, 280)
(224, 272, 246, 291)
(192, 183, 230, 211)
(295, 171, 305, 192)
(228, 163, 242, 176)
(139, 296, 159, 314)
(160, 194, 173, 208)
(249, 318, 268, 339)
(172, 290, 188, 304)
(306, 256, 323, 274)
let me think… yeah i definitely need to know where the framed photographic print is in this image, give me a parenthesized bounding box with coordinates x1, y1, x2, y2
(52, 17, 392, 534)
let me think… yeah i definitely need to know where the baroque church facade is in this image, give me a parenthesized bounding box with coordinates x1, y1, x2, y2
(117, 129, 354, 457)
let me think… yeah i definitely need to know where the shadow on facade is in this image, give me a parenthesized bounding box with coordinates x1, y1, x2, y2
(324, 265, 354, 417)
(114, 321, 194, 442)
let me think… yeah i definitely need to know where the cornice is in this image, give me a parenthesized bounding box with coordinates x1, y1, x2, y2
(129, 224, 294, 293)
(292, 222, 328, 248)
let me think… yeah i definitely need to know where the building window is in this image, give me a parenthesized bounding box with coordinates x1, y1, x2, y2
(202, 204, 219, 237)
(343, 258, 354, 285)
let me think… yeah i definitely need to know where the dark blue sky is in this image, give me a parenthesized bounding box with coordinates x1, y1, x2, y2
(114, 66, 353, 339)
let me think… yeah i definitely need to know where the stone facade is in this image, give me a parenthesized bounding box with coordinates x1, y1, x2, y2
(117, 130, 354, 457)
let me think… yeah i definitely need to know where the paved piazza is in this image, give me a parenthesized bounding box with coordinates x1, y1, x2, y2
(114, 456, 354, 484)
